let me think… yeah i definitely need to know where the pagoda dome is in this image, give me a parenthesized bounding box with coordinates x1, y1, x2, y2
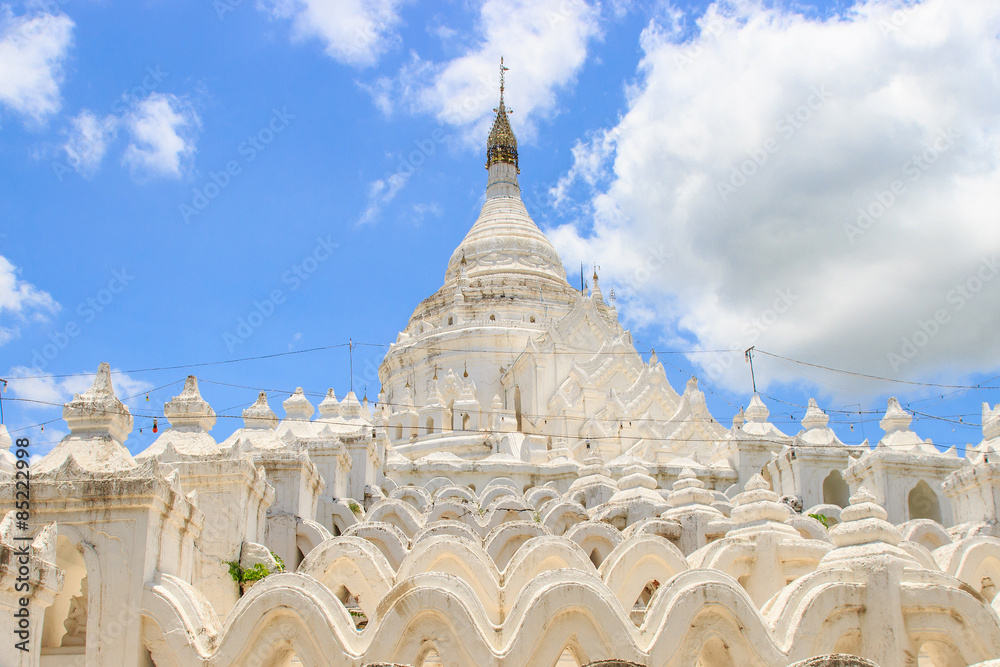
(444, 196, 568, 284)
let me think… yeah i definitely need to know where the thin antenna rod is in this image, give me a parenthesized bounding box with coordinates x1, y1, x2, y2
(349, 339, 354, 393)
(499, 56, 508, 103)
(745, 346, 757, 394)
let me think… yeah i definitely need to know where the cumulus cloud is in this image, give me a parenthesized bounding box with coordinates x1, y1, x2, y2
(7, 365, 153, 412)
(549, 0, 1000, 395)
(122, 93, 200, 179)
(260, 0, 406, 67)
(0, 255, 59, 345)
(0, 6, 73, 124)
(369, 0, 603, 142)
(62, 109, 119, 178)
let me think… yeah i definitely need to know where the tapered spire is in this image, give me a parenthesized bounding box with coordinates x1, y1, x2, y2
(486, 57, 518, 173)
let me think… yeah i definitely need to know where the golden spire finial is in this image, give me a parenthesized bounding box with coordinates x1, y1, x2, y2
(486, 56, 518, 172)
(499, 56, 509, 105)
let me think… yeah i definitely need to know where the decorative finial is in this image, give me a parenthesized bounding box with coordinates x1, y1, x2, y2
(486, 56, 518, 173)
(500, 56, 508, 104)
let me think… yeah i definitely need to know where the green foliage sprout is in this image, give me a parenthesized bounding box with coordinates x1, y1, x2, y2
(225, 550, 286, 593)
(808, 513, 830, 528)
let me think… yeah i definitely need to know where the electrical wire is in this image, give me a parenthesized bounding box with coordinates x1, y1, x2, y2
(754, 349, 1000, 390)
(2, 385, 985, 447)
(8, 339, 998, 393)
(4, 343, 354, 380)
(4, 339, 996, 445)
(5, 343, 746, 383)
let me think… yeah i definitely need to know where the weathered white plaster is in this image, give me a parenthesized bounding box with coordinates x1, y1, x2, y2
(6, 91, 1000, 667)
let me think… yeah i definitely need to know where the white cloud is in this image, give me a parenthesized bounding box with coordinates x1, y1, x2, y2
(549, 0, 1000, 395)
(122, 93, 200, 179)
(7, 365, 153, 412)
(410, 201, 442, 225)
(260, 0, 405, 67)
(62, 109, 118, 178)
(551, 127, 616, 207)
(0, 255, 58, 345)
(370, 0, 603, 142)
(357, 168, 410, 225)
(5, 363, 152, 456)
(349, 0, 602, 224)
(0, 6, 73, 124)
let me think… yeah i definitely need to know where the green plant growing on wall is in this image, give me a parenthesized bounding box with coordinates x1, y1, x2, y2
(808, 513, 830, 528)
(225, 551, 285, 595)
(347, 500, 361, 515)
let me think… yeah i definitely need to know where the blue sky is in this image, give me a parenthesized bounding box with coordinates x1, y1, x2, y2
(1, 0, 998, 458)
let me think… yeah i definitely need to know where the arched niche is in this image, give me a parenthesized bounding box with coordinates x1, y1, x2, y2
(634, 579, 660, 610)
(695, 637, 737, 667)
(42, 535, 90, 655)
(908, 480, 942, 523)
(822, 470, 850, 508)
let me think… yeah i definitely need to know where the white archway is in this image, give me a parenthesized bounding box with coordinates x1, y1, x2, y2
(908, 480, 942, 523)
